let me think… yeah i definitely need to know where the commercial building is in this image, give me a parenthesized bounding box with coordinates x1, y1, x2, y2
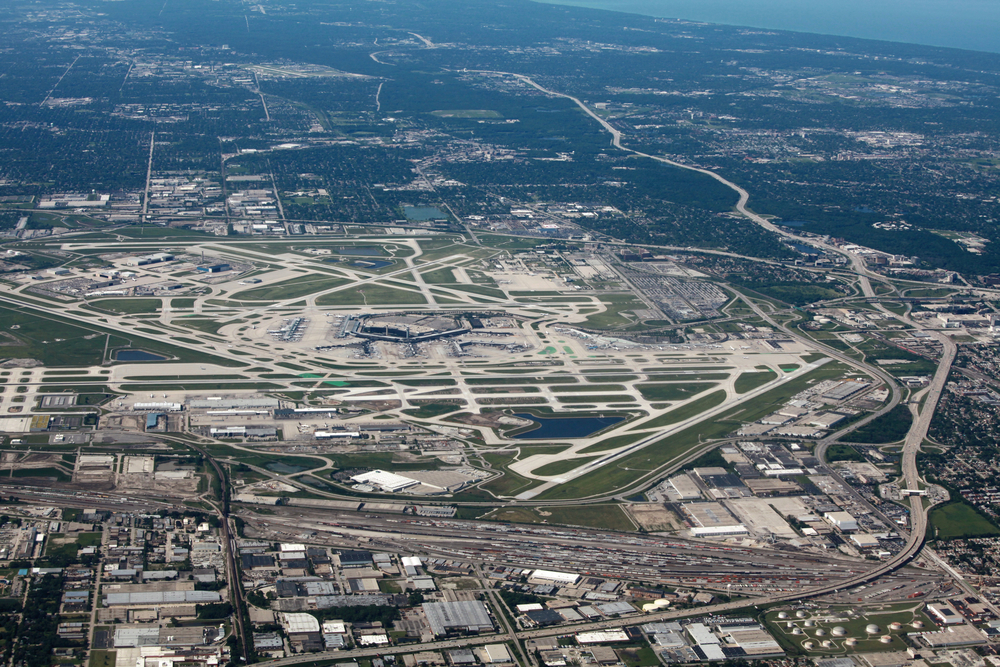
(927, 602, 964, 625)
(689, 525, 750, 538)
(576, 630, 629, 644)
(196, 263, 230, 273)
(820, 380, 870, 401)
(338, 550, 374, 568)
(919, 624, 986, 647)
(849, 534, 880, 549)
(422, 600, 493, 636)
(529, 570, 580, 585)
(281, 613, 320, 634)
(480, 645, 513, 664)
(824, 511, 858, 531)
(667, 475, 703, 500)
(350, 470, 419, 493)
(103, 591, 221, 606)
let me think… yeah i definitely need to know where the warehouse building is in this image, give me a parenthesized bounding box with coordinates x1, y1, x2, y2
(824, 511, 858, 531)
(103, 591, 221, 606)
(529, 570, 580, 585)
(422, 600, 494, 636)
(927, 602, 964, 625)
(351, 470, 419, 493)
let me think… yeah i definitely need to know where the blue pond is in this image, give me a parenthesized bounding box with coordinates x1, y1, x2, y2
(511, 413, 624, 439)
(786, 242, 818, 255)
(265, 461, 309, 474)
(353, 259, 393, 269)
(115, 349, 167, 361)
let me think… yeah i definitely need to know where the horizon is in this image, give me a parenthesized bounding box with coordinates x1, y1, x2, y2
(533, 0, 1000, 54)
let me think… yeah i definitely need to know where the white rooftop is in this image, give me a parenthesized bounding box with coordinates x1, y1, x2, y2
(350, 469, 419, 492)
(282, 613, 320, 634)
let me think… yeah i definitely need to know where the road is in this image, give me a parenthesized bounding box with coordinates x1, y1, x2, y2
(475, 68, 979, 609)
(185, 441, 252, 662)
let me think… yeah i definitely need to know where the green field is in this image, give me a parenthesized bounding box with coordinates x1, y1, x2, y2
(825, 444, 865, 463)
(584, 296, 646, 329)
(421, 267, 459, 283)
(90, 298, 162, 314)
(233, 274, 349, 301)
(316, 284, 427, 306)
(635, 382, 717, 401)
(401, 402, 465, 418)
(0, 305, 245, 368)
(630, 390, 726, 430)
(843, 404, 912, 444)
(930, 502, 1000, 539)
(478, 451, 543, 497)
(531, 456, 599, 477)
(484, 504, 632, 531)
(556, 394, 633, 404)
(552, 384, 627, 393)
(73, 531, 100, 546)
(578, 432, 647, 453)
(733, 369, 778, 394)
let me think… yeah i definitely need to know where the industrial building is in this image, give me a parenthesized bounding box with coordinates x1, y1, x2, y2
(422, 600, 493, 636)
(824, 511, 858, 531)
(103, 591, 222, 606)
(351, 470, 419, 493)
(927, 602, 964, 625)
(529, 570, 580, 585)
(126, 253, 175, 266)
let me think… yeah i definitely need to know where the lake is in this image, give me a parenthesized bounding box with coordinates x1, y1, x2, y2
(115, 349, 167, 361)
(533, 0, 1000, 53)
(264, 461, 310, 474)
(511, 413, 624, 439)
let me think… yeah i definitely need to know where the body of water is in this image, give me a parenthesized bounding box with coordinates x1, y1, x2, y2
(511, 413, 624, 439)
(264, 461, 309, 474)
(115, 349, 167, 361)
(786, 241, 818, 255)
(534, 0, 1000, 53)
(353, 259, 393, 269)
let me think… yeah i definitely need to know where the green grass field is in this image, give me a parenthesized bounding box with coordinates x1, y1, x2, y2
(584, 296, 646, 329)
(531, 456, 599, 477)
(478, 451, 543, 497)
(233, 274, 349, 301)
(734, 369, 778, 394)
(930, 502, 1000, 539)
(89, 298, 162, 314)
(578, 432, 647, 453)
(630, 390, 726, 430)
(316, 284, 427, 306)
(635, 382, 718, 401)
(401, 402, 465, 418)
(484, 504, 632, 531)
